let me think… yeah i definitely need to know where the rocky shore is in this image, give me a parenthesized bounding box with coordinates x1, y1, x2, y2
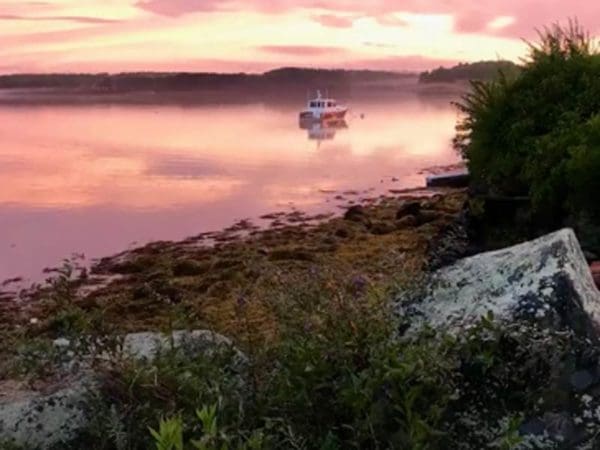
(2, 185, 600, 449)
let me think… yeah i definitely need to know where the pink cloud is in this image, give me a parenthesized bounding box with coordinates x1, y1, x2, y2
(0, 13, 121, 24)
(135, 0, 225, 17)
(132, 0, 600, 39)
(259, 45, 348, 56)
(375, 14, 409, 27)
(311, 13, 355, 28)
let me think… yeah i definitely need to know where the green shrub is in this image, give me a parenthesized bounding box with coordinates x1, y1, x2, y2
(455, 21, 600, 251)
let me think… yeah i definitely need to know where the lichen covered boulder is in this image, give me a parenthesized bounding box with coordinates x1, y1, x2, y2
(0, 378, 93, 449)
(122, 329, 248, 368)
(401, 228, 600, 335)
(0, 330, 243, 449)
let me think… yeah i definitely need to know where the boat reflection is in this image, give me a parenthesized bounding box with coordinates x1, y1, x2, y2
(299, 118, 348, 144)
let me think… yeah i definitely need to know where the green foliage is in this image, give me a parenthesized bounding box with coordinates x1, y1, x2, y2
(68, 265, 591, 450)
(420, 60, 521, 83)
(149, 417, 184, 450)
(455, 21, 600, 250)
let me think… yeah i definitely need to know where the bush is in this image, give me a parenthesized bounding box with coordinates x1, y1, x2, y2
(454, 22, 600, 251)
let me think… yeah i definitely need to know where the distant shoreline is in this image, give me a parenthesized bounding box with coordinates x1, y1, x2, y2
(0, 81, 468, 105)
(0, 67, 471, 105)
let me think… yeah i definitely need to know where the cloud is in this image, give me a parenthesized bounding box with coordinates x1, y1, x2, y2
(259, 45, 348, 56)
(487, 16, 516, 31)
(375, 14, 409, 27)
(0, 14, 121, 24)
(130, 0, 600, 39)
(311, 14, 356, 28)
(135, 0, 224, 17)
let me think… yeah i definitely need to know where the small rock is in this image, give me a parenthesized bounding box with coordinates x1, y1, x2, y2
(396, 201, 421, 220)
(343, 205, 366, 222)
(53, 338, 71, 349)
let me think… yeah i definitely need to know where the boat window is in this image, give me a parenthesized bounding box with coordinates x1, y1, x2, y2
(327, 102, 332, 107)
(310, 102, 317, 108)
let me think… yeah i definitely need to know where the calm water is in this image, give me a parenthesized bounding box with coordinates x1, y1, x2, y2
(0, 96, 459, 284)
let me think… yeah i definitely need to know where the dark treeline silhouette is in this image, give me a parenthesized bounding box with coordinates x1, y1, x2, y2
(0, 68, 411, 93)
(419, 60, 521, 83)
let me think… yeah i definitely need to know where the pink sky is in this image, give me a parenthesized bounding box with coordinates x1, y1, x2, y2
(0, 0, 599, 74)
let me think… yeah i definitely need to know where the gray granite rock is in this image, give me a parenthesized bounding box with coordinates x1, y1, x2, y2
(1, 330, 243, 449)
(122, 330, 247, 366)
(399, 228, 600, 335)
(0, 377, 94, 449)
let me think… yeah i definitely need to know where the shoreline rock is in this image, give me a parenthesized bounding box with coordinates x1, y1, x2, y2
(0, 330, 243, 449)
(400, 228, 600, 334)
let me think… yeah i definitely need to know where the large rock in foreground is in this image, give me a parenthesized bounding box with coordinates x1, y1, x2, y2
(0, 378, 92, 449)
(0, 330, 242, 449)
(402, 228, 600, 334)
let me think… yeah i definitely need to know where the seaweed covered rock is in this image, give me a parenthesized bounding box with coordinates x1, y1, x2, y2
(401, 228, 600, 335)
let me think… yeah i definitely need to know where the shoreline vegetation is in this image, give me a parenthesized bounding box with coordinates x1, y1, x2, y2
(2, 23, 600, 450)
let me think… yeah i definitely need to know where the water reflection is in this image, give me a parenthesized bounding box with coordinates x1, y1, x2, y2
(0, 96, 459, 283)
(299, 118, 348, 144)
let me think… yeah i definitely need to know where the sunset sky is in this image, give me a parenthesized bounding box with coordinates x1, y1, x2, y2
(1, 0, 599, 74)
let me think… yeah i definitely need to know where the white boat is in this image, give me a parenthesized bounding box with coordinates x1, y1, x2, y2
(299, 91, 348, 121)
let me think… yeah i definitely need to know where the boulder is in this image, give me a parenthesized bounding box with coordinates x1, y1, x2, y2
(397, 229, 600, 448)
(122, 330, 247, 366)
(0, 330, 243, 449)
(0, 378, 94, 450)
(400, 229, 600, 335)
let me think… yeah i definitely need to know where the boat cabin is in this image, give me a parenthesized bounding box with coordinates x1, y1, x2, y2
(309, 99, 338, 109)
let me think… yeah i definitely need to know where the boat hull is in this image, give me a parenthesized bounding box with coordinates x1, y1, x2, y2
(299, 108, 347, 121)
